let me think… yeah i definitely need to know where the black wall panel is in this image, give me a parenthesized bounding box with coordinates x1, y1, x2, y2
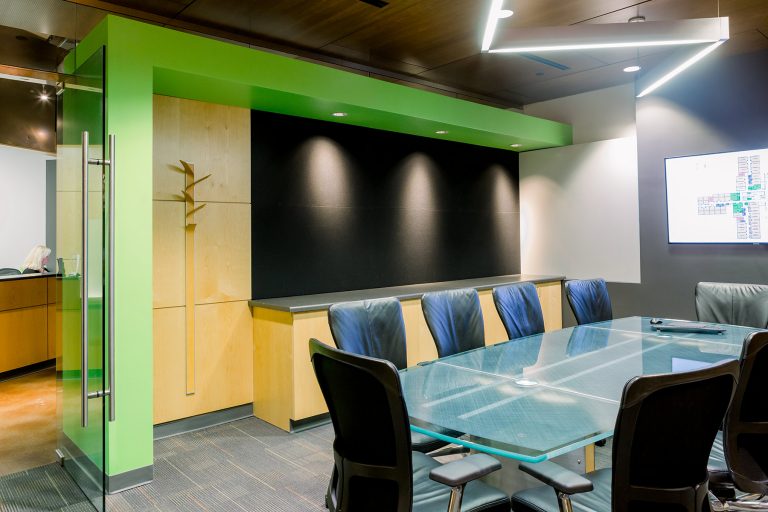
(251, 111, 520, 298)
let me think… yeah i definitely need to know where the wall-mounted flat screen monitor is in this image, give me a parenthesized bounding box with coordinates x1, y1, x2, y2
(666, 147, 768, 243)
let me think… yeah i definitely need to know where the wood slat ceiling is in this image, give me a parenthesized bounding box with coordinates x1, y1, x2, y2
(3, 0, 768, 107)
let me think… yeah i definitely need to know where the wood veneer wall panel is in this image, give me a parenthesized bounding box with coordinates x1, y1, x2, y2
(152, 201, 186, 309)
(152, 94, 252, 424)
(153, 95, 250, 203)
(252, 307, 293, 431)
(292, 310, 333, 421)
(478, 289, 510, 345)
(537, 281, 562, 332)
(193, 202, 251, 305)
(152, 306, 186, 424)
(0, 306, 47, 372)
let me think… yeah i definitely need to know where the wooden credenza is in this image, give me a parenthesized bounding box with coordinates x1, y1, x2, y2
(251, 275, 563, 431)
(0, 274, 58, 374)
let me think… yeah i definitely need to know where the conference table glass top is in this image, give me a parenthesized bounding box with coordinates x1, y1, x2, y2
(400, 316, 761, 462)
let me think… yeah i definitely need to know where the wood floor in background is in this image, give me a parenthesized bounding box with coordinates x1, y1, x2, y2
(0, 367, 57, 476)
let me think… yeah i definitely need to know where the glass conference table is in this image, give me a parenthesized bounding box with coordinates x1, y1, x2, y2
(400, 316, 761, 463)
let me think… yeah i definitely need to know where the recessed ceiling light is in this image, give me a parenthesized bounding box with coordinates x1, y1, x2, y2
(498, 9, 514, 18)
(623, 65, 641, 73)
(435, 130, 449, 135)
(510, 144, 522, 148)
(39, 92, 50, 101)
(331, 112, 348, 117)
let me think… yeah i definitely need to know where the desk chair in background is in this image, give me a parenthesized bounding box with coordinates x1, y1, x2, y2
(695, 282, 768, 329)
(510, 359, 739, 512)
(309, 339, 510, 512)
(0, 268, 21, 276)
(328, 297, 446, 454)
(492, 282, 545, 340)
(564, 278, 613, 325)
(708, 331, 768, 505)
(421, 288, 484, 358)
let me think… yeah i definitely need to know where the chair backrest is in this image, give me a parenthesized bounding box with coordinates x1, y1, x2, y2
(0, 267, 21, 276)
(309, 338, 413, 512)
(492, 282, 545, 340)
(723, 331, 768, 495)
(695, 282, 768, 329)
(421, 288, 484, 358)
(328, 298, 408, 370)
(611, 359, 739, 512)
(564, 278, 612, 325)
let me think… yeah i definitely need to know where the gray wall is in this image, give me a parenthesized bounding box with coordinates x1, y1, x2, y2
(597, 48, 768, 324)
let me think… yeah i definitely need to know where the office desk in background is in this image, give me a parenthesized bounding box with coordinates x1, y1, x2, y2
(0, 273, 59, 374)
(400, 316, 760, 464)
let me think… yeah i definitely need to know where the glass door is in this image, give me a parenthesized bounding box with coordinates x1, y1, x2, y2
(56, 46, 111, 512)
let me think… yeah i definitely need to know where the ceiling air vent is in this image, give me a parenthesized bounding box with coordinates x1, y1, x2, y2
(360, 0, 389, 7)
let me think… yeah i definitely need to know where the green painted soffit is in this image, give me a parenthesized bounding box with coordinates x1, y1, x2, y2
(117, 16, 571, 151)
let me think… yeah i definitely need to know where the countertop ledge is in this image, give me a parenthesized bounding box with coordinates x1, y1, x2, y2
(0, 273, 59, 282)
(250, 274, 564, 313)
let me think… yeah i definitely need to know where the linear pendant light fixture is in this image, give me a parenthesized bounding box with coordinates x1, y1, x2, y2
(481, 1, 729, 96)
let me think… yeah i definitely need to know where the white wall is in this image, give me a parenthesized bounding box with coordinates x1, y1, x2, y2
(524, 83, 637, 144)
(519, 84, 641, 283)
(0, 144, 52, 269)
(520, 137, 641, 283)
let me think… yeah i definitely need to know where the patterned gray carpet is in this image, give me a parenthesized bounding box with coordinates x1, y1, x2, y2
(106, 418, 335, 512)
(0, 463, 93, 512)
(1, 416, 614, 511)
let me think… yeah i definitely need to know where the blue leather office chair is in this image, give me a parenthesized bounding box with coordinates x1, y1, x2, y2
(564, 278, 613, 325)
(708, 331, 768, 502)
(492, 282, 545, 340)
(309, 339, 510, 512)
(421, 288, 485, 358)
(695, 282, 768, 329)
(511, 359, 740, 512)
(328, 297, 446, 453)
(328, 297, 407, 370)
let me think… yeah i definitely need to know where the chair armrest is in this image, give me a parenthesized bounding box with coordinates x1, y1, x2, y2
(519, 461, 593, 495)
(429, 453, 501, 487)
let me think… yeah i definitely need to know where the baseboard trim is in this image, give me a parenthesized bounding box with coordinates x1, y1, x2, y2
(0, 359, 55, 381)
(107, 465, 153, 494)
(153, 403, 254, 440)
(290, 413, 330, 432)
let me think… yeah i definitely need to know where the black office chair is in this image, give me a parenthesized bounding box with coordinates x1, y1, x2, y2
(328, 297, 446, 454)
(695, 282, 768, 329)
(708, 331, 768, 501)
(510, 359, 740, 512)
(0, 267, 21, 276)
(564, 278, 613, 325)
(309, 339, 510, 512)
(421, 288, 485, 359)
(492, 282, 545, 340)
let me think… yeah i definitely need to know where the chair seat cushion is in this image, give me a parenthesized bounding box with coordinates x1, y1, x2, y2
(708, 431, 732, 489)
(412, 452, 510, 512)
(411, 430, 449, 453)
(511, 468, 611, 512)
